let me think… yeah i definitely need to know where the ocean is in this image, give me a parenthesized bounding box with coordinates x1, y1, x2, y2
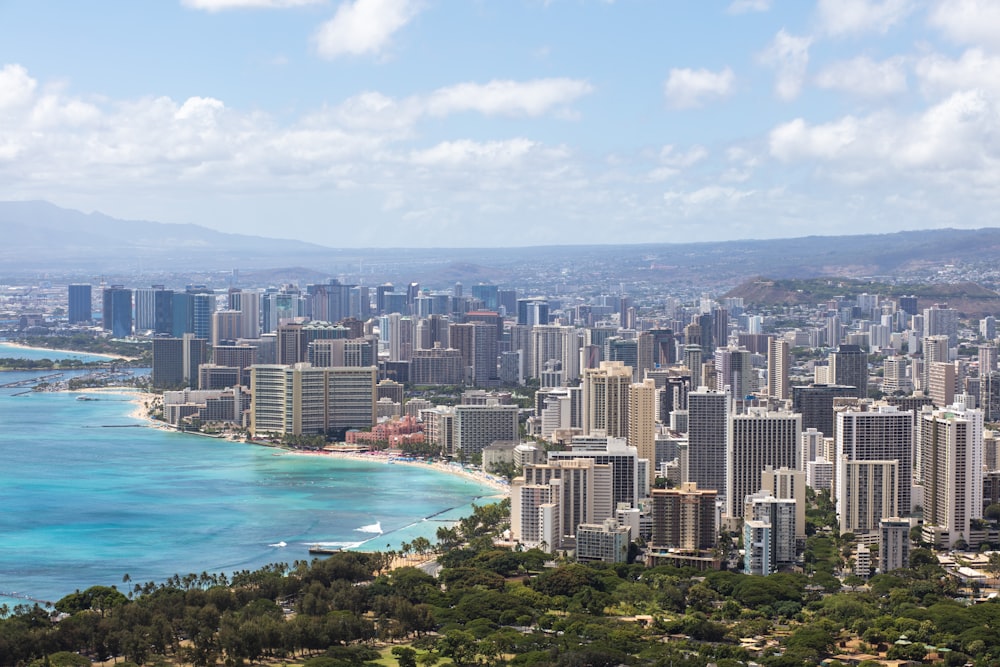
(0, 343, 500, 609)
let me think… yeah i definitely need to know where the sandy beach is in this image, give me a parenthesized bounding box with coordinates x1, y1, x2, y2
(283, 447, 510, 496)
(71, 385, 511, 496)
(68, 386, 162, 425)
(0, 341, 134, 361)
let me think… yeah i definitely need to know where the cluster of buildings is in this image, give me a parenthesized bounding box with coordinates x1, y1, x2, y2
(45, 280, 1000, 572)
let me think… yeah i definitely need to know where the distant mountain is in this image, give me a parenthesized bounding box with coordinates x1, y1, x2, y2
(0, 200, 335, 272)
(5, 201, 1000, 291)
(725, 277, 1000, 317)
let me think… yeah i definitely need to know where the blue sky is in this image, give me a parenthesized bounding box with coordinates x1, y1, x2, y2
(1, 0, 998, 248)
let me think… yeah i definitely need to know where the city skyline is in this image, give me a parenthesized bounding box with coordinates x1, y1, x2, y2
(2, 1, 1000, 247)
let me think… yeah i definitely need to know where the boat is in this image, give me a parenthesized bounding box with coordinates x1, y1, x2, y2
(308, 545, 342, 555)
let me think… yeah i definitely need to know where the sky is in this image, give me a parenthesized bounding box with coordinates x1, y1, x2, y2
(1, 0, 999, 248)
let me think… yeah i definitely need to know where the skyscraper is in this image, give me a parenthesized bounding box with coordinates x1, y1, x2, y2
(835, 405, 913, 537)
(101, 285, 133, 338)
(647, 482, 718, 569)
(919, 403, 984, 548)
(582, 361, 633, 439)
(67, 284, 91, 324)
(767, 337, 790, 400)
(725, 409, 801, 520)
(831, 344, 868, 399)
(628, 378, 657, 488)
(687, 387, 731, 498)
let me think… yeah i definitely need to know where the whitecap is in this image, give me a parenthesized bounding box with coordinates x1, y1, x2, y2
(355, 521, 383, 534)
(268, 541, 287, 548)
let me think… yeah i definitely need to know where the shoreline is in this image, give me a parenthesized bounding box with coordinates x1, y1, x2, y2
(283, 447, 511, 496)
(74, 385, 511, 496)
(0, 341, 133, 361)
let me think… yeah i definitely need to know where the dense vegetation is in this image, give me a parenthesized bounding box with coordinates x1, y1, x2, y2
(15, 334, 151, 365)
(2, 496, 999, 667)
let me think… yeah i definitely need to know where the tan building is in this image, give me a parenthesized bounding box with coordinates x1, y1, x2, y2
(647, 482, 719, 570)
(249, 363, 376, 438)
(583, 361, 633, 438)
(628, 378, 657, 488)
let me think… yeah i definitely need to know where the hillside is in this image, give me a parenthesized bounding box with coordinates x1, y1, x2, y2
(725, 277, 1000, 317)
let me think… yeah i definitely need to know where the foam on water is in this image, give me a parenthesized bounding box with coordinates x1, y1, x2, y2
(356, 521, 383, 534)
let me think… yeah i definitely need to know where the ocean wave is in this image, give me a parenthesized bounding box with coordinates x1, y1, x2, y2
(309, 541, 364, 549)
(356, 521, 383, 534)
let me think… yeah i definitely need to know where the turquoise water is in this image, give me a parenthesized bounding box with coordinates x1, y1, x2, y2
(0, 347, 500, 609)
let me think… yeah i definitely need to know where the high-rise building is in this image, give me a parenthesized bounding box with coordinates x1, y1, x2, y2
(830, 345, 868, 399)
(744, 490, 797, 573)
(530, 325, 581, 382)
(628, 378, 657, 488)
(767, 337, 790, 400)
(249, 363, 376, 438)
(927, 361, 957, 408)
(714, 346, 753, 398)
(582, 361, 633, 438)
(68, 284, 92, 324)
(684, 344, 703, 389)
(151, 337, 184, 389)
(186, 287, 215, 341)
(982, 372, 1000, 423)
(469, 320, 499, 386)
(454, 401, 519, 458)
(922, 334, 950, 393)
(575, 518, 630, 563)
(134, 286, 173, 334)
(761, 466, 806, 545)
(792, 384, 857, 438)
(212, 310, 243, 347)
(607, 337, 639, 381)
(725, 409, 801, 520)
(517, 299, 550, 327)
(647, 482, 718, 570)
(835, 405, 913, 537)
(880, 517, 911, 573)
(228, 289, 260, 339)
(410, 346, 465, 385)
(923, 304, 959, 347)
(687, 388, 731, 498)
(470, 284, 499, 311)
(883, 356, 910, 395)
(551, 435, 644, 508)
(919, 403, 984, 548)
(101, 285, 133, 338)
(981, 316, 996, 341)
(514, 457, 613, 549)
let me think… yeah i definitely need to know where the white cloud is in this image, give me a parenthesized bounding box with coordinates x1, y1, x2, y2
(182, 0, 324, 10)
(425, 78, 595, 117)
(769, 90, 999, 173)
(663, 185, 756, 208)
(758, 30, 811, 101)
(663, 67, 735, 109)
(659, 144, 708, 167)
(916, 48, 1000, 98)
(814, 56, 907, 97)
(928, 0, 1000, 49)
(0, 64, 37, 111)
(816, 0, 915, 36)
(409, 139, 538, 167)
(727, 0, 770, 14)
(314, 0, 420, 59)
